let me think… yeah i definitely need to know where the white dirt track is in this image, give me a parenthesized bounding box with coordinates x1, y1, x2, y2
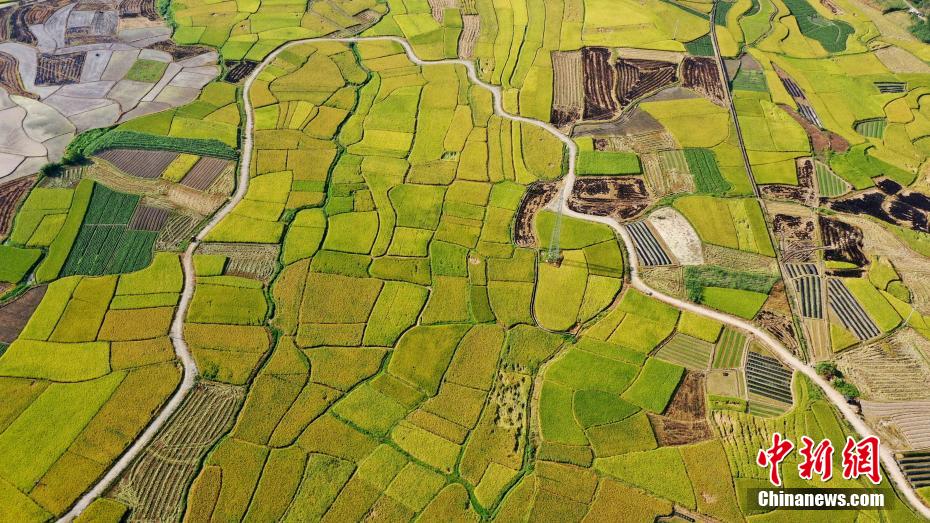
(61, 35, 930, 521)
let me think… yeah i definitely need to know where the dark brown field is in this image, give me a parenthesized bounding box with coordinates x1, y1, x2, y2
(681, 57, 726, 106)
(567, 177, 651, 221)
(820, 216, 867, 267)
(96, 149, 179, 179)
(648, 371, 712, 446)
(779, 104, 849, 154)
(514, 181, 559, 247)
(119, 0, 159, 20)
(830, 184, 930, 235)
(225, 60, 259, 83)
(616, 58, 677, 107)
(0, 286, 48, 343)
(36, 53, 86, 86)
(148, 40, 213, 60)
(581, 47, 618, 120)
(0, 177, 35, 240)
(760, 158, 816, 205)
(0, 52, 34, 98)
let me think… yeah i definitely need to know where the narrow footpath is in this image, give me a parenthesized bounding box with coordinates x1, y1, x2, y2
(62, 34, 930, 521)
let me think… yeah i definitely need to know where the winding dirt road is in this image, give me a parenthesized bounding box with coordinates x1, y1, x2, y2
(62, 34, 930, 521)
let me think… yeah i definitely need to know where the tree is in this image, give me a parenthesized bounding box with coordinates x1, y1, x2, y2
(833, 379, 860, 400)
(815, 361, 839, 380)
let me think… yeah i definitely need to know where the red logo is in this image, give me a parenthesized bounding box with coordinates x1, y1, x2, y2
(757, 434, 882, 486)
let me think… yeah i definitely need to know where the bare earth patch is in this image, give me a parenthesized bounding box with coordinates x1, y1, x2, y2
(647, 206, 703, 265)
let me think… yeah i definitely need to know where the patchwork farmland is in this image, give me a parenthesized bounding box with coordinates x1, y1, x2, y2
(1, 0, 930, 519)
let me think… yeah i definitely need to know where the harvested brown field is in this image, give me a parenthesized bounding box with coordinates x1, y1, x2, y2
(862, 400, 930, 451)
(849, 216, 930, 311)
(761, 158, 816, 206)
(820, 0, 842, 14)
(119, 0, 158, 20)
(582, 47, 619, 120)
(109, 382, 244, 521)
(616, 58, 677, 107)
(875, 46, 930, 74)
(568, 177, 651, 221)
(779, 104, 849, 154)
(35, 52, 86, 86)
(648, 371, 712, 446)
(224, 60, 259, 83)
(0, 286, 48, 343)
(197, 242, 280, 280)
(599, 129, 677, 154)
(703, 243, 779, 273)
(643, 152, 692, 196)
(148, 40, 214, 60)
(156, 213, 203, 251)
(837, 328, 930, 402)
(772, 214, 815, 242)
(514, 181, 558, 247)
(681, 57, 726, 106)
(458, 14, 480, 59)
(427, 0, 457, 20)
(551, 51, 584, 128)
(574, 107, 665, 137)
(129, 205, 170, 232)
(166, 185, 226, 216)
(640, 266, 684, 298)
(819, 216, 867, 267)
(180, 157, 231, 191)
(757, 309, 800, 354)
(0, 176, 35, 240)
(96, 149, 180, 179)
(0, 52, 34, 98)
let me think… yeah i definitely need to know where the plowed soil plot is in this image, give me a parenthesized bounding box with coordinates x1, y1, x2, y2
(567, 177, 651, 221)
(837, 329, 930, 401)
(35, 52, 87, 86)
(514, 181, 558, 247)
(225, 60, 259, 83)
(773, 214, 814, 242)
(0, 286, 47, 343)
(149, 40, 213, 60)
(757, 310, 800, 350)
(129, 205, 169, 231)
(8, 5, 39, 44)
(582, 47, 619, 120)
(0, 176, 35, 239)
(779, 104, 849, 154)
(648, 371, 712, 446)
(180, 157, 230, 190)
(819, 216, 867, 267)
(119, 0, 159, 20)
(616, 58, 677, 106)
(830, 190, 930, 233)
(0, 52, 34, 98)
(681, 57, 726, 106)
(745, 352, 793, 404)
(97, 149, 180, 179)
(110, 383, 244, 522)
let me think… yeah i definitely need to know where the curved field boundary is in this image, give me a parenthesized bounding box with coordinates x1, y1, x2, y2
(63, 27, 930, 520)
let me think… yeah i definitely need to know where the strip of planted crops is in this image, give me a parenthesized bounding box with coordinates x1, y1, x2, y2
(746, 352, 793, 404)
(827, 279, 880, 340)
(628, 221, 671, 266)
(786, 263, 822, 319)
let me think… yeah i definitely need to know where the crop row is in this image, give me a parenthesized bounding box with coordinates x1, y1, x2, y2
(745, 352, 793, 404)
(713, 328, 745, 368)
(827, 279, 880, 340)
(628, 221, 671, 266)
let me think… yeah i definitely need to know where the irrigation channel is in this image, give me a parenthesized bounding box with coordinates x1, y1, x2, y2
(62, 33, 930, 520)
